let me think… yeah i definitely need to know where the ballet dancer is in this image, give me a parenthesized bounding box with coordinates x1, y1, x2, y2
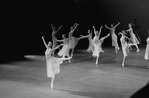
(126, 23, 140, 52)
(87, 30, 94, 52)
(131, 19, 142, 44)
(144, 29, 149, 68)
(68, 23, 88, 57)
(105, 22, 120, 53)
(56, 34, 71, 63)
(93, 33, 110, 65)
(51, 24, 63, 56)
(41, 36, 71, 89)
(118, 30, 131, 67)
(68, 34, 89, 58)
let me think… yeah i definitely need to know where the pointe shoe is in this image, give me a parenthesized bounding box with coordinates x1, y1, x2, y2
(50, 83, 53, 89)
(69, 60, 71, 63)
(136, 50, 140, 52)
(122, 64, 124, 67)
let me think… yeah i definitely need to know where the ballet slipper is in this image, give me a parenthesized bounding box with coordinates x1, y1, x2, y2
(122, 64, 124, 67)
(136, 49, 140, 52)
(50, 83, 53, 89)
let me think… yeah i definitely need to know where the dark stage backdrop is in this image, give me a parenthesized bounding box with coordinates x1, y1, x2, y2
(0, 0, 149, 61)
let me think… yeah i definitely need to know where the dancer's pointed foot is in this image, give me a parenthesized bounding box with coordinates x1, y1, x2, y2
(136, 49, 140, 52)
(69, 60, 71, 63)
(122, 64, 124, 67)
(50, 83, 53, 89)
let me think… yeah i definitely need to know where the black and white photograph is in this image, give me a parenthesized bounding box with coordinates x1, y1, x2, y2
(0, 0, 149, 98)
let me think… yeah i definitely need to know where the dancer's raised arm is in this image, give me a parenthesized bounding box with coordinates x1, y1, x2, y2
(105, 25, 111, 30)
(51, 24, 56, 31)
(51, 44, 63, 51)
(51, 24, 62, 33)
(41, 36, 48, 48)
(99, 26, 103, 33)
(114, 22, 120, 28)
(56, 39, 64, 42)
(70, 23, 79, 32)
(126, 28, 131, 32)
(101, 33, 110, 40)
(98, 26, 103, 37)
(93, 26, 97, 35)
(78, 34, 89, 40)
(55, 25, 63, 32)
(69, 23, 79, 37)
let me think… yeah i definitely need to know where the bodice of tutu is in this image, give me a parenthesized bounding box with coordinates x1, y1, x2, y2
(120, 36, 126, 44)
(93, 36, 99, 43)
(45, 48, 52, 60)
(88, 34, 92, 40)
(63, 38, 69, 45)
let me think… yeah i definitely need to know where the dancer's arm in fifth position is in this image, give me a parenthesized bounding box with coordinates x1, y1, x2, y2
(114, 22, 120, 28)
(51, 44, 63, 51)
(41, 36, 48, 49)
(105, 24, 111, 30)
(97, 26, 103, 39)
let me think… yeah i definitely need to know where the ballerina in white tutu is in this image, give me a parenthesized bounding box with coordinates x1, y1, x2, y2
(87, 30, 94, 52)
(93, 33, 110, 65)
(56, 34, 71, 63)
(118, 30, 131, 67)
(51, 24, 62, 56)
(41, 36, 71, 89)
(144, 29, 149, 68)
(105, 22, 120, 53)
(92, 26, 110, 65)
(126, 23, 140, 52)
(68, 23, 89, 57)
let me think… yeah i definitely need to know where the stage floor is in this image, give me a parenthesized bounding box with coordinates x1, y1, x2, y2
(0, 47, 149, 98)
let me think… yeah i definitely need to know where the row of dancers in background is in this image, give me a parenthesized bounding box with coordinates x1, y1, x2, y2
(41, 22, 146, 89)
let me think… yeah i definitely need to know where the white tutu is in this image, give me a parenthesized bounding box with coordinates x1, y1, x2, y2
(46, 57, 63, 78)
(68, 37, 76, 49)
(111, 33, 118, 47)
(87, 37, 94, 52)
(45, 49, 64, 78)
(144, 38, 149, 60)
(131, 33, 140, 44)
(58, 44, 70, 57)
(120, 35, 130, 57)
(92, 40, 103, 57)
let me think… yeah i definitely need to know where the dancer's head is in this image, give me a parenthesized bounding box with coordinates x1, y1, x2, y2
(122, 30, 126, 35)
(128, 23, 132, 28)
(48, 42, 52, 48)
(111, 23, 114, 28)
(62, 34, 66, 38)
(87, 30, 90, 34)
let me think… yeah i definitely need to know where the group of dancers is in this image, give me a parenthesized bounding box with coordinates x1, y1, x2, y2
(41, 22, 148, 89)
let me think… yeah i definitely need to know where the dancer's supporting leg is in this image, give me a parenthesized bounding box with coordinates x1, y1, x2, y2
(50, 76, 55, 89)
(122, 56, 126, 67)
(96, 56, 99, 65)
(135, 44, 140, 52)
